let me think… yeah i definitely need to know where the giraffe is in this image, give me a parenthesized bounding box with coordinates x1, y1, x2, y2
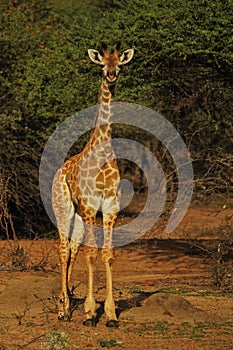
(52, 42, 134, 327)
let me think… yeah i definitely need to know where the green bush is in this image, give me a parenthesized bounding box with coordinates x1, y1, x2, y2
(0, 0, 232, 237)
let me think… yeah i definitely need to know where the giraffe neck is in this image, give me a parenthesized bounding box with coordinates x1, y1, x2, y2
(98, 79, 115, 105)
(90, 80, 115, 147)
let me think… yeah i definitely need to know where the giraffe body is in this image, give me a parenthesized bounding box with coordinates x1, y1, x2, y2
(52, 43, 134, 326)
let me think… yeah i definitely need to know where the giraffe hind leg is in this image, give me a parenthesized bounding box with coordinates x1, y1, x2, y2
(58, 212, 84, 321)
(58, 232, 71, 321)
(53, 171, 85, 321)
(67, 212, 85, 290)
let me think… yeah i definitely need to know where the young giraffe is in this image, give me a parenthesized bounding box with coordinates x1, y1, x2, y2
(52, 42, 134, 327)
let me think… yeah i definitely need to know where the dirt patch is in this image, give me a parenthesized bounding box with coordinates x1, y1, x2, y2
(121, 293, 222, 323)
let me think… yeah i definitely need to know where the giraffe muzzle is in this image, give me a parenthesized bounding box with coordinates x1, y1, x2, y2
(106, 71, 117, 82)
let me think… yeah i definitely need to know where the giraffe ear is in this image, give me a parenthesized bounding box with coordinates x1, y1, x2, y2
(88, 49, 103, 65)
(119, 49, 134, 65)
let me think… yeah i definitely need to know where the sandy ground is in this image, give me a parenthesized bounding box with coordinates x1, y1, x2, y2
(0, 202, 232, 349)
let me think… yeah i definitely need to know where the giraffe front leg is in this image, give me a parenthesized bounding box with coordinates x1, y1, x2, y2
(83, 245, 98, 326)
(102, 247, 118, 327)
(102, 210, 119, 327)
(58, 234, 71, 321)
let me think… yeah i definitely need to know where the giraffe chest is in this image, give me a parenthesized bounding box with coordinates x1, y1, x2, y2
(65, 159, 120, 212)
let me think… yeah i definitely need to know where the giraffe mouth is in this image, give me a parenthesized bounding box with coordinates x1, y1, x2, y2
(106, 73, 118, 84)
(106, 78, 117, 86)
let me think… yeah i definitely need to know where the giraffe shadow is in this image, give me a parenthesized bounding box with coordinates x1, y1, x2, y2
(69, 296, 106, 324)
(68, 291, 156, 324)
(116, 291, 156, 319)
(96, 291, 156, 323)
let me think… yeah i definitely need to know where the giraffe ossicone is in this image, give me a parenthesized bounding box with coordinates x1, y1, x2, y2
(52, 43, 134, 325)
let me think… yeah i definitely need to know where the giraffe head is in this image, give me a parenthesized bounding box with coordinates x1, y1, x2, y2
(88, 42, 134, 84)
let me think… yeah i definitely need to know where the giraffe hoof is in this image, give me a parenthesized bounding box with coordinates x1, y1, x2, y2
(58, 315, 65, 321)
(106, 319, 119, 328)
(58, 314, 70, 322)
(83, 317, 96, 327)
